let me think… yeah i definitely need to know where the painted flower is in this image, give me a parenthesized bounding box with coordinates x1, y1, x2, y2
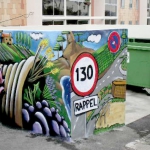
(46, 61, 54, 68)
(46, 47, 52, 54)
(51, 68, 59, 75)
(47, 53, 55, 60)
(39, 39, 49, 49)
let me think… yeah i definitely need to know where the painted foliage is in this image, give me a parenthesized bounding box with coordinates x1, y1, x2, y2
(0, 29, 127, 140)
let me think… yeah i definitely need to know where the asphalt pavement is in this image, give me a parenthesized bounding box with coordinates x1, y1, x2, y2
(0, 85, 150, 150)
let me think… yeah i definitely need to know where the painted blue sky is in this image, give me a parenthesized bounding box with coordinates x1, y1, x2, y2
(3, 29, 127, 60)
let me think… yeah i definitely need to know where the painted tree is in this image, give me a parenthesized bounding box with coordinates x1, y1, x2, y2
(61, 31, 70, 45)
(17, 32, 22, 45)
(74, 32, 83, 42)
(23, 33, 27, 47)
(80, 38, 86, 45)
(20, 32, 23, 45)
(56, 35, 66, 51)
(15, 32, 19, 45)
(0, 30, 3, 43)
(53, 43, 61, 58)
(121, 30, 127, 45)
(27, 35, 31, 49)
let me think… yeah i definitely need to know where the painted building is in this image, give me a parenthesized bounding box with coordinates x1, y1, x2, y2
(0, 0, 149, 26)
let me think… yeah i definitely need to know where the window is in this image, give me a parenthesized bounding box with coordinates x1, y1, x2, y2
(135, 20, 139, 25)
(148, 0, 150, 8)
(129, 21, 132, 25)
(121, 0, 125, 8)
(136, 0, 139, 9)
(43, 0, 64, 15)
(42, 0, 90, 25)
(147, 19, 150, 25)
(148, 0, 150, 17)
(129, 0, 132, 9)
(105, 19, 116, 24)
(43, 20, 64, 25)
(120, 21, 125, 24)
(67, 0, 89, 16)
(147, 9, 150, 17)
(67, 20, 88, 25)
(105, 0, 117, 16)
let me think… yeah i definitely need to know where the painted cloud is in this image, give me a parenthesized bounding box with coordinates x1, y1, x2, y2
(88, 34, 101, 43)
(30, 32, 43, 40)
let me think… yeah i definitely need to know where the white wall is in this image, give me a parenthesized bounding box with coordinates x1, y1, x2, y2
(26, 0, 42, 26)
(2, 25, 150, 39)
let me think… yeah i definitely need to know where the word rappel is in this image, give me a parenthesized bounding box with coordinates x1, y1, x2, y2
(74, 96, 98, 115)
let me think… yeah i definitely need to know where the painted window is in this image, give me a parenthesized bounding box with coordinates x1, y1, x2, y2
(129, 0, 133, 9)
(121, 0, 125, 8)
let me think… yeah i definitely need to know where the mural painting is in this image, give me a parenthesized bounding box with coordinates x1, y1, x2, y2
(70, 29, 127, 138)
(0, 29, 127, 140)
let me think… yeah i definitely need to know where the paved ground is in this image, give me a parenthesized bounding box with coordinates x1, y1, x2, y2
(0, 85, 150, 150)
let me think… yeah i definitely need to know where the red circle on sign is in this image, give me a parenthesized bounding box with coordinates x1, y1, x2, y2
(71, 53, 98, 97)
(108, 31, 121, 53)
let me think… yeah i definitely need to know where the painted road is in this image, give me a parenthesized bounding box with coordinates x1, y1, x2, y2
(71, 47, 127, 139)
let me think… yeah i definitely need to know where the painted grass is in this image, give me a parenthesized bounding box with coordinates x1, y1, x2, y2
(94, 123, 125, 135)
(111, 98, 125, 103)
(1, 43, 22, 62)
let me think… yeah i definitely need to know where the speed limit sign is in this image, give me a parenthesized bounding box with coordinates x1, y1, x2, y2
(71, 53, 98, 97)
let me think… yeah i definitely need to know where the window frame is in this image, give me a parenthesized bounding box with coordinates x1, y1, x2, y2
(42, 0, 118, 25)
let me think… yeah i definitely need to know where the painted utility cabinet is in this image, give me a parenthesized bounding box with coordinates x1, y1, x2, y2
(0, 28, 127, 140)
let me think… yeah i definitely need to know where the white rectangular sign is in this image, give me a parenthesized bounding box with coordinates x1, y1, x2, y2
(74, 95, 98, 115)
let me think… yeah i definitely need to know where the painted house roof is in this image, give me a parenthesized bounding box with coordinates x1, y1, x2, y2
(2, 33, 10, 37)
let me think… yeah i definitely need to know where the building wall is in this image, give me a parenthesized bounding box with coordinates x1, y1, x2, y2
(118, 0, 140, 25)
(0, 0, 27, 26)
(139, 0, 147, 25)
(26, 0, 42, 26)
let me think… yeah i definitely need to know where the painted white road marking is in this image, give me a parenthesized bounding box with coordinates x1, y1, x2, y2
(117, 60, 120, 63)
(112, 71, 114, 74)
(122, 53, 124, 55)
(107, 76, 110, 79)
(73, 117, 79, 130)
(115, 64, 118, 67)
(103, 80, 105, 83)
